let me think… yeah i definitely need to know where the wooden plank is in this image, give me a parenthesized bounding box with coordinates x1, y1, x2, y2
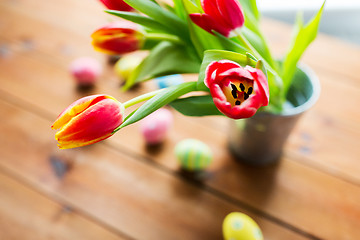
(109, 112, 360, 240)
(0, 169, 125, 240)
(0, 0, 102, 63)
(286, 66, 360, 182)
(1, 50, 360, 239)
(1, 47, 359, 185)
(0, 99, 307, 240)
(0, 25, 360, 182)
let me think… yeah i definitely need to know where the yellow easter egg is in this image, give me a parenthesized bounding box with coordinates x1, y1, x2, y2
(223, 212, 263, 240)
(114, 55, 142, 80)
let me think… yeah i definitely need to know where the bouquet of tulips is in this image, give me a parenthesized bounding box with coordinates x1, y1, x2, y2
(52, 0, 324, 149)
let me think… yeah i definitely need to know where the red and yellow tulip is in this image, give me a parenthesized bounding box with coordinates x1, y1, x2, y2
(91, 21, 144, 55)
(205, 60, 269, 119)
(51, 95, 124, 149)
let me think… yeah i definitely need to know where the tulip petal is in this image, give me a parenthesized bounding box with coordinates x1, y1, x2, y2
(201, 0, 230, 28)
(91, 22, 143, 55)
(51, 95, 107, 130)
(219, 68, 253, 81)
(99, 0, 133, 12)
(216, 0, 244, 30)
(205, 60, 241, 86)
(190, 0, 245, 37)
(189, 13, 231, 36)
(204, 60, 269, 119)
(246, 66, 269, 106)
(55, 98, 124, 149)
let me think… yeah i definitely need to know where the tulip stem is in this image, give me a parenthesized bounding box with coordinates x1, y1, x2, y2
(146, 33, 183, 44)
(234, 29, 283, 88)
(234, 29, 265, 65)
(123, 89, 165, 109)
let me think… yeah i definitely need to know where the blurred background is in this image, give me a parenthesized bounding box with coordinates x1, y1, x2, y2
(259, 0, 360, 45)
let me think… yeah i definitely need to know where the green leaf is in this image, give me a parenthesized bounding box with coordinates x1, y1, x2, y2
(281, 1, 325, 95)
(238, 0, 260, 23)
(173, 0, 187, 20)
(182, 0, 222, 59)
(213, 31, 248, 55)
(119, 82, 198, 129)
(197, 49, 258, 89)
(105, 10, 173, 33)
(123, 0, 189, 38)
(188, 22, 223, 59)
(123, 41, 201, 90)
(240, 27, 276, 68)
(122, 107, 138, 123)
(182, 0, 202, 13)
(170, 95, 223, 116)
(256, 59, 267, 78)
(237, 0, 276, 71)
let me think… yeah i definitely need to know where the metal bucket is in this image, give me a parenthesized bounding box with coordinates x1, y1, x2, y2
(228, 64, 321, 166)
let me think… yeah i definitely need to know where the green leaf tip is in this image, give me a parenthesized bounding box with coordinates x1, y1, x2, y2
(281, 0, 326, 98)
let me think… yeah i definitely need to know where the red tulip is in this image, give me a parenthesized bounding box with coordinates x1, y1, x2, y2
(91, 21, 144, 55)
(205, 60, 269, 119)
(51, 95, 124, 149)
(189, 0, 244, 37)
(99, 0, 133, 12)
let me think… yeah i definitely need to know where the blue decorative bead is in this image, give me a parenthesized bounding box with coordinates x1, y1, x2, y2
(155, 74, 184, 89)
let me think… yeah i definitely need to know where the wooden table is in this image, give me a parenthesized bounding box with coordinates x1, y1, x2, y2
(1, 0, 359, 239)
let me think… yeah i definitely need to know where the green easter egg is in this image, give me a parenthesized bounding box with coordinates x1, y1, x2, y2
(175, 139, 213, 171)
(223, 212, 263, 240)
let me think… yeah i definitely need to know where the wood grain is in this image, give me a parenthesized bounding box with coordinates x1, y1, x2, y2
(0, 99, 307, 240)
(1, 47, 359, 239)
(0, 168, 125, 240)
(0, 47, 358, 240)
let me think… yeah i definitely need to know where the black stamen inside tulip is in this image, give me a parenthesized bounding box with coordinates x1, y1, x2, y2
(231, 89, 237, 98)
(231, 84, 238, 98)
(235, 100, 241, 105)
(231, 84, 237, 91)
(244, 92, 249, 100)
(247, 87, 253, 95)
(240, 83, 245, 92)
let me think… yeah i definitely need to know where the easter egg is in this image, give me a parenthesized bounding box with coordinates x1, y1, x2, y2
(69, 57, 102, 86)
(155, 74, 184, 89)
(140, 108, 173, 145)
(114, 54, 142, 81)
(175, 139, 213, 171)
(223, 212, 263, 240)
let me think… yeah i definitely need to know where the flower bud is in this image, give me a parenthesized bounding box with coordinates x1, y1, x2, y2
(51, 95, 124, 149)
(91, 21, 144, 55)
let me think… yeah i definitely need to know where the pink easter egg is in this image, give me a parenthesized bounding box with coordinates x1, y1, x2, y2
(140, 108, 173, 145)
(69, 57, 102, 86)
